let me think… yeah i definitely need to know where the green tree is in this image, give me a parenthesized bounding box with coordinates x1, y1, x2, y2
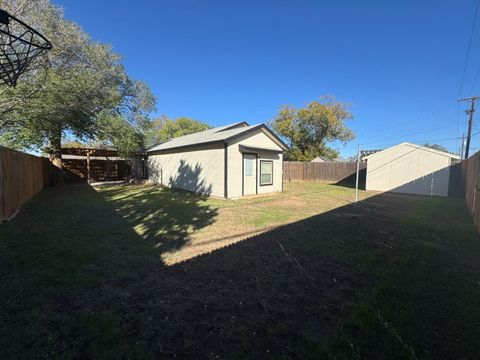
(145, 116, 211, 147)
(97, 114, 146, 156)
(0, 0, 155, 184)
(270, 96, 355, 161)
(423, 143, 449, 153)
(61, 140, 87, 149)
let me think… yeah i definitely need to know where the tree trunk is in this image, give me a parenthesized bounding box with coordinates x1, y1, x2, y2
(49, 135, 64, 186)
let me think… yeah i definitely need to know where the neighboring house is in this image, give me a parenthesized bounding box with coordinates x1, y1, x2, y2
(310, 156, 332, 163)
(360, 149, 381, 160)
(145, 122, 288, 198)
(364, 142, 460, 197)
(311, 156, 348, 163)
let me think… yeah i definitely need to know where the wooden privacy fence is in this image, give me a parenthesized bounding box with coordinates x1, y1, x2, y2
(283, 161, 367, 185)
(63, 159, 131, 183)
(0, 146, 53, 222)
(61, 148, 131, 183)
(462, 152, 480, 233)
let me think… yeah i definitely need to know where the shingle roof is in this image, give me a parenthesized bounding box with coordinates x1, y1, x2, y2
(147, 122, 287, 153)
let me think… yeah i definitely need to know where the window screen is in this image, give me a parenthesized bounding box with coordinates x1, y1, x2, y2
(260, 161, 273, 185)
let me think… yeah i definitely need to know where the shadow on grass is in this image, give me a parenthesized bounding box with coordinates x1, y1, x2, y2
(1, 178, 480, 359)
(0, 161, 219, 359)
(98, 186, 217, 255)
(96, 160, 218, 255)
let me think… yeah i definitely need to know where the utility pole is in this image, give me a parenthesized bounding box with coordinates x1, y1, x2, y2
(355, 144, 360, 203)
(460, 133, 465, 159)
(458, 96, 480, 159)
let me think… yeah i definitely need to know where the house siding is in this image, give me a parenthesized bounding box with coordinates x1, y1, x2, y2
(147, 143, 225, 197)
(366, 143, 455, 197)
(227, 130, 283, 198)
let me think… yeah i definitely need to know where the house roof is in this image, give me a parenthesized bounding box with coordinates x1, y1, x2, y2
(147, 122, 288, 153)
(311, 156, 332, 162)
(362, 142, 460, 160)
(360, 149, 381, 160)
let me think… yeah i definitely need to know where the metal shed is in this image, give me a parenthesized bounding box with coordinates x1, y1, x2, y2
(364, 142, 460, 197)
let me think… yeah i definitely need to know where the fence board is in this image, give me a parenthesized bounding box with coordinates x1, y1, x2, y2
(283, 161, 366, 184)
(463, 152, 480, 233)
(0, 146, 53, 222)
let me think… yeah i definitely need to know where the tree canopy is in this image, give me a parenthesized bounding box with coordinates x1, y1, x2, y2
(145, 116, 211, 148)
(270, 96, 355, 161)
(0, 0, 156, 183)
(423, 143, 449, 153)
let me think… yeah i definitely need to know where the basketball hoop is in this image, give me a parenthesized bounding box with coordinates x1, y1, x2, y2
(0, 9, 52, 86)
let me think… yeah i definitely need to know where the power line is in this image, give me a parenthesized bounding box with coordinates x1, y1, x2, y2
(458, 0, 480, 97)
(340, 135, 465, 152)
(361, 122, 464, 146)
(349, 120, 468, 148)
(355, 105, 455, 140)
(468, 63, 480, 95)
(456, 101, 462, 147)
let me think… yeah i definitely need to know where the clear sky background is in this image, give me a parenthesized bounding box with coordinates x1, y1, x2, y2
(55, 0, 480, 158)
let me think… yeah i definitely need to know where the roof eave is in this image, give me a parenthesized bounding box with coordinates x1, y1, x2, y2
(146, 139, 226, 154)
(145, 122, 250, 151)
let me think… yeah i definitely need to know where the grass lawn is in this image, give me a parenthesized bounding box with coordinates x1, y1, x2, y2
(1, 182, 479, 359)
(98, 182, 372, 264)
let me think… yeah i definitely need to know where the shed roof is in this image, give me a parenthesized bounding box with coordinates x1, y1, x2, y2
(147, 122, 288, 153)
(362, 142, 460, 160)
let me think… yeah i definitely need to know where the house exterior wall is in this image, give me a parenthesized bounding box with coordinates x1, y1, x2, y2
(147, 143, 225, 197)
(366, 144, 454, 197)
(227, 130, 283, 198)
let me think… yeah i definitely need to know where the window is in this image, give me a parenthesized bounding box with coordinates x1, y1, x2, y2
(244, 156, 253, 176)
(260, 160, 273, 186)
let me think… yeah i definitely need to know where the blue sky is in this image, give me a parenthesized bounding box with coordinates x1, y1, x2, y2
(55, 0, 480, 158)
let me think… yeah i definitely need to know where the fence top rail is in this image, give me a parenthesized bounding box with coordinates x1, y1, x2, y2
(61, 147, 120, 157)
(0, 145, 49, 160)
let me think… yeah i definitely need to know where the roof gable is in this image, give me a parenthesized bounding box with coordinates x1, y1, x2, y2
(224, 124, 288, 151)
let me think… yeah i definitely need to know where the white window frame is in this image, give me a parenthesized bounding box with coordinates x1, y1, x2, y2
(259, 160, 273, 186)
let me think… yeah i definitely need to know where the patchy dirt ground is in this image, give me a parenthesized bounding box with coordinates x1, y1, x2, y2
(1, 182, 479, 359)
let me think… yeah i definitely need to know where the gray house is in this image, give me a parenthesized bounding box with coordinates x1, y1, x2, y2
(145, 122, 288, 198)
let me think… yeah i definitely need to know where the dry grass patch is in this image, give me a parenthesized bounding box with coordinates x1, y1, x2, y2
(94, 182, 370, 264)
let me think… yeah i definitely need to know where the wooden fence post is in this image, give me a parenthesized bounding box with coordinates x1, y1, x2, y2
(0, 148, 4, 221)
(86, 149, 91, 183)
